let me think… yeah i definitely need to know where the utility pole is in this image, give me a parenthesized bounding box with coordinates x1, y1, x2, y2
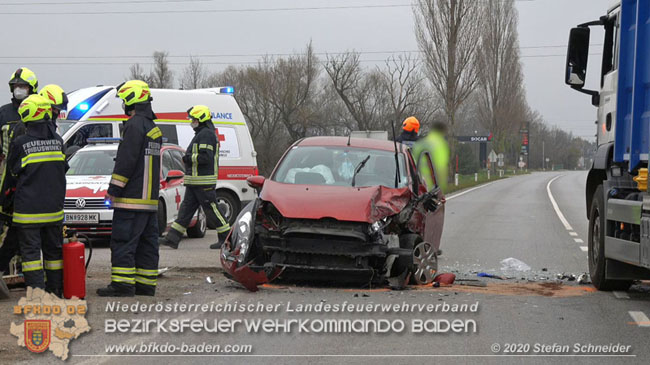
(542, 141, 545, 170)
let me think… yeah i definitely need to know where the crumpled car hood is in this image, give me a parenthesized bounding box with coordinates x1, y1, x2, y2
(259, 180, 412, 223)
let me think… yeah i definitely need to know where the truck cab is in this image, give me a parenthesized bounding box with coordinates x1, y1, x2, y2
(565, 0, 650, 290)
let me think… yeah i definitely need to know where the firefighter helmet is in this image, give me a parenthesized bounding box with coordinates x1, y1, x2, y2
(187, 105, 212, 123)
(18, 94, 52, 123)
(402, 116, 420, 134)
(9, 67, 38, 94)
(39, 84, 68, 111)
(116, 80, 151, 106)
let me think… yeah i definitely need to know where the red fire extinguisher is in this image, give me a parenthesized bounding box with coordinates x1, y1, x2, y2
(63, 230, 92, 299)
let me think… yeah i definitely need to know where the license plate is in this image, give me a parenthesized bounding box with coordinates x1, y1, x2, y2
(64, 213, 99, 224)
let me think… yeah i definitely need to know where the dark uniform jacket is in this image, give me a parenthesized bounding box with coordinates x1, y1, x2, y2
(395, 130, 419, 147)
(0, 100, 26, 220)
(182, 122, 219, 186)
(8, 122, 67, 227)
(108, 103, 162, 211)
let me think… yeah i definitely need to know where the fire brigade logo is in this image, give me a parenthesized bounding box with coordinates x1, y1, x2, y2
(24, 320, 51, 353)
(75, 198, 86, 209)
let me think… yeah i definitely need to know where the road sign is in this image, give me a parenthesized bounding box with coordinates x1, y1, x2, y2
(518, 161, 526, 168)
(498, 153, 504, 159)
(488, 150, 498, 163)
(498, 160, 504, 167)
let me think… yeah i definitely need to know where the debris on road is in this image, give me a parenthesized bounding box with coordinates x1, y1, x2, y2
(577, 273, 591, 284)
(433, 273, 456, 285)
(477, 272, 505, 280)
(157, 267, 169, 276)
(500, 258, 531, 272)
(183, 292, 192, 295)
(459, 281, 487, 287)
(557, 273, 576, 281)
(206, 276, 213, 284)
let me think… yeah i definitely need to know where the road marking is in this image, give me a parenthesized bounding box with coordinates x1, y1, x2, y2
(447, 181, 496, 201)
(613, 291, 630, 299)
(580, 246, 588, 252)
(628, 311, 650, 327)
(570, 232, 578, 236)
(546, 175, 574, 231)
(574, 238, 584, 243)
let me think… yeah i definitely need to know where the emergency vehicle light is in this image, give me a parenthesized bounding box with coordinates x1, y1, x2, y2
(87, 138, 122, 144)
(78, 103, 89, 111)
(219, 86, 235, 95)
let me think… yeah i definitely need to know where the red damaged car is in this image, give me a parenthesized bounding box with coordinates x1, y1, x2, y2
(220, 137, 444, 291)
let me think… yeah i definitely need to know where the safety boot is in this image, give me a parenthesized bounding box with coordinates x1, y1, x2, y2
(158, 228, 182, 250)
(96, 283, 134, 297)
(209, 231, 229, 250)
(135, 284, 155, 296)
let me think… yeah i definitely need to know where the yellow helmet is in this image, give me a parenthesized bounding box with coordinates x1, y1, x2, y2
(9, 67, 38, 94)
(39, 84, 68, 111)
(18, 94, 52, 123)
(116, 80, 151, 106)
(187, 105, 212, 123)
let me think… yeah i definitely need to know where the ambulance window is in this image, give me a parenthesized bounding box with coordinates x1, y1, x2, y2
(157, 124, 178, 145)
(170, 149, 186, 173)
(65, 124, 112, 151)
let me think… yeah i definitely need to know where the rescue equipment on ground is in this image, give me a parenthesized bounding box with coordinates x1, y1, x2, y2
(62, 228, 92, 299)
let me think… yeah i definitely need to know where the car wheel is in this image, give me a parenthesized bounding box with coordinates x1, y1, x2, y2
(187, 207, 207, 238)
(157, 200, 167, 237)
(216, 190, 240, 226)
(588, 185, 632, 291)
(412, 242, 437, 285)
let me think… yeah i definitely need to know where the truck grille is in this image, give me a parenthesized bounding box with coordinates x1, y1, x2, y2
(64, 198, 109, 210)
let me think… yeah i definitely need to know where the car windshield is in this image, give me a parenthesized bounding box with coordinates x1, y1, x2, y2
(272, 146, 408, 188)
(67, 150, 117, 176)
(57, 121, 75, 136)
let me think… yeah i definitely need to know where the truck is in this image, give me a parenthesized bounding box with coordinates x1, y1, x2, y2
(565, 0, 650, 290)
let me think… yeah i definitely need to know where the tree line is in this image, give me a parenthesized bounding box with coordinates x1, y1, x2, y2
(127, 0, 594, 175)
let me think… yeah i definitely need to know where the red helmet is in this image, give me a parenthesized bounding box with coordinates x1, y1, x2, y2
(402, 116, 420, 133)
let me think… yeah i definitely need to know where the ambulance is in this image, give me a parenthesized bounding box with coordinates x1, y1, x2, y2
(58, 86, 258, 226)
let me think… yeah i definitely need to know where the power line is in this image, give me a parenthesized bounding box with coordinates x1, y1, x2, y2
(0, 3, 413, 15)
(0, 0, 210, 5)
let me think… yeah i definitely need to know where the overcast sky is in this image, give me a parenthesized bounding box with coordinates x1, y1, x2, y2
(0, 0, 616, 139)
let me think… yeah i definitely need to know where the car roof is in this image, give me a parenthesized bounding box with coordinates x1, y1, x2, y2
(76, 143, 182, 152)
(296, 136, 403, 152)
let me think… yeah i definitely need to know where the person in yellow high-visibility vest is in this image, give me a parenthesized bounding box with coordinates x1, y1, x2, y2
(412, 122, 450, 193)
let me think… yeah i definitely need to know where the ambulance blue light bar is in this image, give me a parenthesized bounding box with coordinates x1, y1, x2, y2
(219, 86, 235, 95)
(87, 138, 122, 144)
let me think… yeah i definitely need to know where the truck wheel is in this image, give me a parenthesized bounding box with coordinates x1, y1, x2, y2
(157, 200, 167, 237)
(187, 207, 207, 238)
(216, 190, 240, 226)
(588, 185, 632, 291)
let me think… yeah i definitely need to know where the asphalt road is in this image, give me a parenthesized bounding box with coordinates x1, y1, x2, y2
(2, 171, 649, 364)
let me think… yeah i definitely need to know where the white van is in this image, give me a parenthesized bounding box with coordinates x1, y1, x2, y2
(58, 86, 258, 225)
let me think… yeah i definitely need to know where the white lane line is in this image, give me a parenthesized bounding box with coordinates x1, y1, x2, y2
(570, 232, 578, 237)
(628, 311, 650, 327)
(446, 181, 496, 201)
(546, 175, 574, 231)
(574, 238, 584, 243)
(580, 246, 588, 252)
(614, 291, 630, 299)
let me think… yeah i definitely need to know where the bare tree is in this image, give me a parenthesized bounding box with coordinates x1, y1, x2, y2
(380, 54, 436, 128)
(476, 0, 526, 154)
(324, 52, 390, 131)
(180, 56, 207, 90)
(415, 0, 482, 136)
(150, 51, 174, 88)
(127, 63, 153, 84)
(268, 42, 320, 140)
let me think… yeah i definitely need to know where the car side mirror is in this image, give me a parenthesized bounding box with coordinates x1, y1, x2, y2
(166, 169, 184, 182)
(565, 27, 590, 88)
(247, 175, 265, 191)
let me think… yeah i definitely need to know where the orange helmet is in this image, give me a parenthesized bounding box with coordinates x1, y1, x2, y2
(402, 116, 420, 133)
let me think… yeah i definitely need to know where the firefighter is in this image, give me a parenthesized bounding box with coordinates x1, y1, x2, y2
(6, 94, 66, 295)
(0, 67, 38, 275)
(395, 116, 420, 147)
(97, 80, 162, 297)
(39, 84, 68, 131)
(159, 105, 231, 250)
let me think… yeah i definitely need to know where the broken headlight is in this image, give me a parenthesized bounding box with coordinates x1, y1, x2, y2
(235, 211, 253, 264)
(368, 217, 392, 238)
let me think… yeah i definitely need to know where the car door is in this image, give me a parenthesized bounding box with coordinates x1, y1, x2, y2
(160, 148, 184, 225)
(416, 151, 445, 252)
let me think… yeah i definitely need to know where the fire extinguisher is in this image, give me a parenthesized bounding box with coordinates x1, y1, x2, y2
(63, 229, 92, 299)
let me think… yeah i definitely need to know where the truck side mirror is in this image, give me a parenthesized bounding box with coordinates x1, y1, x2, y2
(565, 27, 591, 88)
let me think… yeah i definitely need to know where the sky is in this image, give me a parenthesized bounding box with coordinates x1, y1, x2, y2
(0, 0, 617, 140)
